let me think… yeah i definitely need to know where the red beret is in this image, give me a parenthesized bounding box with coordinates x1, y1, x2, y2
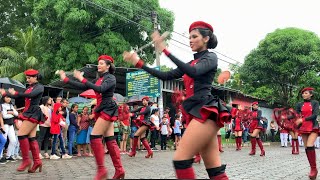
(142, 96, 150, 101)
(301, 87, 314, 93)
(24, 69, 39, 76)
(189, 21, 214, 33)
(98, 55, 114, 64)
(252, 101, 259, 105)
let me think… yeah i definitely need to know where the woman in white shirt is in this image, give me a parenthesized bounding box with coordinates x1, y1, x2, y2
(150, 108, 160, 150)
(37, 96, 52, 159)
(1, 95, 18, 161)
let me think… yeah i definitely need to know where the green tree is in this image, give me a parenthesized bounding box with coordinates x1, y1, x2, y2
(0, 0, 33, 47)
(0, 27, 49, 83)
(160, 65, 173, 72)
(239, 28, 320, 106)
(28, 0, 174, 82)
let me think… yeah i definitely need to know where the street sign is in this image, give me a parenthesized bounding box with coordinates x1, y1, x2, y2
(126, 67, 161, 98)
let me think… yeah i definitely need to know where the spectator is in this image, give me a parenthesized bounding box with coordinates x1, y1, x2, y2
(0, 111, 7, 164)
(114, 120, 120, 146)
(159, 116, 169, 150)
(0, 95, 18, 162)
(61, 98, 70, 148)
(38, 96, 53, 159)
(76, 106, 90, 156)
(50, 103, 72, 159)
(68, 104, 79, 156)
(120, 104, 130, 154)
(86, 106, 95, 156)
(224, 123, 231, 143)
(173, 114, 182, 149)
(270, 120, 276, 142)
(150, 108, 160, 151)
(13, 118, 22, 160)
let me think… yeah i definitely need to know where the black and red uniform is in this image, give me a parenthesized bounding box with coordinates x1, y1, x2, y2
(273, 108, 300, 154)
(296, 87, 319, 179)
(128, 96, 154, 158)
(296, 100, 319, 134)
(232, 107, 243, 150)
(3, 83, 44, 124)
(135, 42, 231, 178)
(63, 55, 124, 180)
(248, 102, 265, 156)
(131, 104, 155, 131)
(1, 69, 44, 173)
(249, 109, 263, 133)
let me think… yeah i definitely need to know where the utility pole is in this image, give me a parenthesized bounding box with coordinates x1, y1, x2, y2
(151, 11, 163, 117)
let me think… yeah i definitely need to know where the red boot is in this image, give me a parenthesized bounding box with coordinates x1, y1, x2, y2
(256, 138, 265, 156)
(235, 137, 239, 151)
(238, 137, 242, 150)
(306, 146, 318, 180)
(291, 139, 296, 154)
(249, 137, 256, 155)
(194, 153, 201, 164)
(217, 135, 224, 152)
(90, 135, 107, 180)
(206, 164, 229, 180)
(141, 138, 153, 158)
(28, 137, 42, 173)
(173, 159, 195, 179)
(128, 136, 138, 157)
(105, 136, 125, 179)
(17, 135, 32, 172)
(295, 139, 299, 155)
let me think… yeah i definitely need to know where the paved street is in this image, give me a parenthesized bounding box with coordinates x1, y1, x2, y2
(0, 144, 316, 179)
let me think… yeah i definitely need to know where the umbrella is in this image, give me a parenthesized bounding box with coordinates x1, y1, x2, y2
(80, 89, 125, 103)
(80, 89, 96, 99)
(0, 77, 26, 92)
(113, 93, 125, 103)
(68, 96, 91, 104)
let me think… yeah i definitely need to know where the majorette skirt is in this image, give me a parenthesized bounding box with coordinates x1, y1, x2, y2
(94, 99, 118, 122)
(133, 119, 155, 131)
(182, 94, 231, 128)
(299, 120, 319, 134)
(249, 120, 264, 133)
(234, 123, 243, 132)
(19, 105, 45, 124)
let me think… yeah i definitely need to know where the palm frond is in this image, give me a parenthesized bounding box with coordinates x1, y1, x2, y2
(11, 72, 25, 83)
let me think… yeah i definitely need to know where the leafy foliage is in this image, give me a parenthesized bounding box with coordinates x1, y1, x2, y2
(238, 28, 320, 106)
(0, 27, 50, 83)
(27, 0, 174, 82)
(0, 0, 33, 47)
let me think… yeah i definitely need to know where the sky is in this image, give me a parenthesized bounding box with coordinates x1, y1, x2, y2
(156, 0, 320, 71)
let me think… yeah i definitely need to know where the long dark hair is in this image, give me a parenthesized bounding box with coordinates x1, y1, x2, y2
(71, 104, 78, 112)
(197, 28, 218, 49)
(105, 60, 115, 74)
(41, 96, 50, 106)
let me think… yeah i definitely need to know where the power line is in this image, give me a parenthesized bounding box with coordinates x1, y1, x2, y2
(80, 0, 239, 66)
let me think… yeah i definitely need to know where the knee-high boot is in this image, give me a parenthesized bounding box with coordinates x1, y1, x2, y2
(90, 135, 107, 180)
(256, 138, 265, 156)
(173, 159, 195, 179)
(306, 146, 318, 180)
(105, 136, 125, 179)
(249, 136, 256, 155)
(206, 164, 229, 180)
(28, 137, 42, 173)
(16, 135, 32, 172)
